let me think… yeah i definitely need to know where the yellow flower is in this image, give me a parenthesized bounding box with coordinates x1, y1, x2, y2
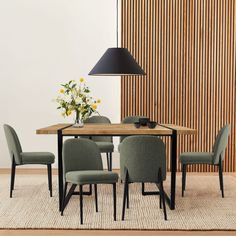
(92, 104, 97, 110)
(59, 89, 65, 94)
(97, 99, 101, 104)
(67, 110, 72, 116)
(80, 77, 85, 83)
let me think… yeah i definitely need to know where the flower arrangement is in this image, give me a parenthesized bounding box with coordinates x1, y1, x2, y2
(55, 78, 100, 127)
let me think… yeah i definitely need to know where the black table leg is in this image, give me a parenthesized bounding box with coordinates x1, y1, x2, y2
(57, 129, 63, 212)
(170, 130, 177, 210)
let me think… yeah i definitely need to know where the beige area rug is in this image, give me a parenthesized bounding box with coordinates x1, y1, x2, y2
(0, 174, 236, 230)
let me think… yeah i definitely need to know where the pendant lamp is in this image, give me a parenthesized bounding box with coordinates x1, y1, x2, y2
(89, 0, 145, 76)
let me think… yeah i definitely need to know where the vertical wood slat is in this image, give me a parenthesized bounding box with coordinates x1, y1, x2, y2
(121, 0, 236, 172)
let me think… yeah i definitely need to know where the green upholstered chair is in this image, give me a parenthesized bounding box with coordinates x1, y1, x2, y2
(61, 138, 118, 224)
(3, 124, 55, 198)
(180, 124, 231, 198)
(84, 116, 114, 171)
(118, 116, 148, 152)
(120, 135, 167, 221)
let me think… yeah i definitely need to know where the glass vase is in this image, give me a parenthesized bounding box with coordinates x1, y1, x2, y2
(73, 111, 84, 128)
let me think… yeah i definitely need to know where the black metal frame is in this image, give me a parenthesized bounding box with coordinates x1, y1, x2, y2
(122, 167, 167, 221)
(57, 125, 178, 211)
(141, 182, 160, 195)
(181, 155, 225, 198)
(106, 152, 113, 171)
(61, 182, 117, 224)
(10, 155, 53, 198)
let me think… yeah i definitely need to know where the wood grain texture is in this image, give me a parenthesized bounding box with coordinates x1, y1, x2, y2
(62, 124, 173, 135)
(36, 124, 71, 134)
(121, 0, 236, 172)
(37, 123, 196, 136)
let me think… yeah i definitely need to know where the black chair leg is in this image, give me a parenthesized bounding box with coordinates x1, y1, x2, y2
(127, 182, 129, 209)
(159, 190, 162, 209)
(182, 164, 187, 197)
(106, 153, 110, 171)
(122, 181, 128, 220)
(141, 182, 145, 195)
(218, 161, 224, 198)
(10, 159, 16, 198)
(89, 184, 92, 195)
(158, 168, 167, 220)
(109, 153, 112, 171)
(160, 180, 167, 220)
(47, 164, 52, 197)
(122, 169, 128, 221)
(113, 183, 116, 221)
(61, 182, 68, 216)
(79, 185, 83, 224)
(94, 184, 98, 212)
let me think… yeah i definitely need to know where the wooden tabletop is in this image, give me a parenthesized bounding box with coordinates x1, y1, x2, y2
(36, 123, 197, 136)
(160, 124, 198, 135)
(36, 124, 71, 135)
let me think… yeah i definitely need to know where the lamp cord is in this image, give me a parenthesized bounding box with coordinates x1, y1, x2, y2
(116, 0, 118, 47)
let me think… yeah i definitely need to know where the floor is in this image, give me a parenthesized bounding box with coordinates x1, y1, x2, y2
(0, 169, 235, 236)
(1, 230, 236, 236)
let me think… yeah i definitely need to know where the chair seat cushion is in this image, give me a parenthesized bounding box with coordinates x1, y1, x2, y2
(180, 152, 214, 165)
(95, 142, 114, 153)
(65, 170, 119, 185)
(21, 152, 55, 164)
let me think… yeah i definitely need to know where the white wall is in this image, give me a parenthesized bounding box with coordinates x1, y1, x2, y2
(0, 0, 121, 168)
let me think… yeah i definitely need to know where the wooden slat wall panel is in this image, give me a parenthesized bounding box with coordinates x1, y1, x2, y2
(121, 0, 236, 172)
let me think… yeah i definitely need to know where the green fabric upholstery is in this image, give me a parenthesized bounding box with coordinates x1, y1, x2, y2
(180, 152, 214, 164)
(66, 170, 118, 185)
(21, 152, 55, 165)
(63, 138, 103, 174)
(180, 124, 230, 198)
(4, 124, 23, 164)
(120, 135, 166, 183)
(119, 115, 148, 145)
(4, 124, 55, 166)
(95, 142, 114, 153)
(84, 116, 114, 153)
(180, 124, 231, 166)
(63, 138, 118, 184)
(121, 115, 148, 124)
(84, 116, 112, 142)
(3, 124, 54, 198)
(212, 124, 231, 164)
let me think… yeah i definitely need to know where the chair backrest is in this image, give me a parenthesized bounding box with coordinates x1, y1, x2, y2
(3, 124, 22, 165)
(63, 138, 103, 174)
(120, 135, 166, 183)
(84, 115, 112, 142)
(212, 124, 231, 164)
(120, 115, 148, 143)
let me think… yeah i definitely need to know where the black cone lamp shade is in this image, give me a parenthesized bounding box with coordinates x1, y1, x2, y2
(89, 48, 146, 76)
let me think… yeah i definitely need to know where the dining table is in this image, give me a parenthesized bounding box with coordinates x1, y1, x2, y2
(36, 123, 197, 211)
